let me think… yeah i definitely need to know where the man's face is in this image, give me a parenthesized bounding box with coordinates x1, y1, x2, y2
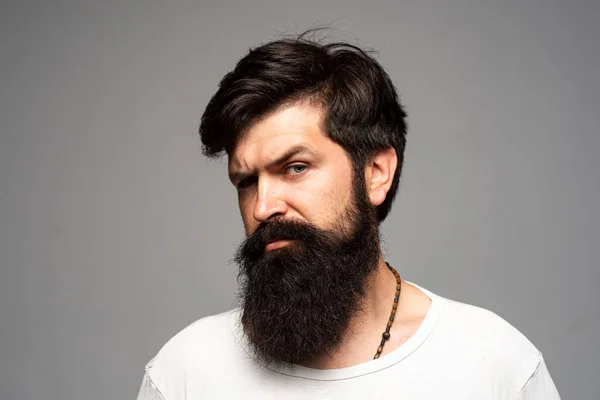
(229, 101, 356, 239)
(228, 101, 381, 365)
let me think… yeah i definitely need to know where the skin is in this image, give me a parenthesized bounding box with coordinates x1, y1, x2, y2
(228, 100, 431, 369)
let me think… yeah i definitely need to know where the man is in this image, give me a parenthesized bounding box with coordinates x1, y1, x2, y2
(137, 33, 560, 399)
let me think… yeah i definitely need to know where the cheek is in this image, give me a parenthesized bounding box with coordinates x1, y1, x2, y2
(292, 171, 354, 228)
(238, 196, 256, 234)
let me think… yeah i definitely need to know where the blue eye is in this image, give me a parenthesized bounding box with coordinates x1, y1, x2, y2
(287, 164, 307, 175)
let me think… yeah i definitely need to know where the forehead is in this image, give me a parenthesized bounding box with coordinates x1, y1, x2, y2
(229, 102, 335, 170)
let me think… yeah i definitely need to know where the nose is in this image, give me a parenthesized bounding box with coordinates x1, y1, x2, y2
(253, 177, 288, 223)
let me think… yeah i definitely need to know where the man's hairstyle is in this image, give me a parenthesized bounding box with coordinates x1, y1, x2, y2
(199, 32, 408, 222)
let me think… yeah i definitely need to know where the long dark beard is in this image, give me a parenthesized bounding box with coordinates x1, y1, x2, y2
(234, 181, 380, 366)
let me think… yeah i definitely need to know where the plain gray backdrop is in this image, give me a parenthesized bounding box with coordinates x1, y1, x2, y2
(1, 1, 598, 399)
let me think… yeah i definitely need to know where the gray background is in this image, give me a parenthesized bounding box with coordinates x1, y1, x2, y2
(1, 0, 598, 399)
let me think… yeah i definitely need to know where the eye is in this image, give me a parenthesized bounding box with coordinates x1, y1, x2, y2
(286, 164, 308, 175)
(236, 176, 257, 189)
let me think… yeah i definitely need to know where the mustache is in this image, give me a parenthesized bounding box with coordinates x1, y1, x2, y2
(244, 218, 320, 248)
(237, 218, 331, 264)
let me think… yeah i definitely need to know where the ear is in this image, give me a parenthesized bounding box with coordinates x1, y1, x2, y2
(364, 148, 397, 207)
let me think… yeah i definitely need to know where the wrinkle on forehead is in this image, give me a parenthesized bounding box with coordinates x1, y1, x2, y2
(229, 102, 326, 173)
(231, 132, 305, 169)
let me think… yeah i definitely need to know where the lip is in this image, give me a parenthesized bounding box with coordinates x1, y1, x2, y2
(265, 239, 293, 251)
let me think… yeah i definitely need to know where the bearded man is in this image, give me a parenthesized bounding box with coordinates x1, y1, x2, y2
(136, 34, 560, 399)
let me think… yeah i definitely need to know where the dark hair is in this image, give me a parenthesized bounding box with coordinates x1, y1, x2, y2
(199, 32, 408, 222)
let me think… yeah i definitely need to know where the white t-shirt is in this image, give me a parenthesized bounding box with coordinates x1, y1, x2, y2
(136, 285, 560, 399)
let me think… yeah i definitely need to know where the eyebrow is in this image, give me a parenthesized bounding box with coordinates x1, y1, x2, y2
(229, 145, 318, 184)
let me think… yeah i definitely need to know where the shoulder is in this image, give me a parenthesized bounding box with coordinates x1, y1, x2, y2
(428, 291, 544, 391)
(441, 296, 540, 357)
(142, 309, 246, 395)
(415, 284, 539, 353)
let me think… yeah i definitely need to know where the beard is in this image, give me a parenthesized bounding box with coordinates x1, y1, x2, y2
(234, 178, 381, 366)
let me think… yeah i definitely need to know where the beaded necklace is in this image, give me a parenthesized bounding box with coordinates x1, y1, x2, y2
(373, 262, 402, 359)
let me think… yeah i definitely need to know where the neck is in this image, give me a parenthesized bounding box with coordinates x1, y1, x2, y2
(300, 255, 400, 369)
